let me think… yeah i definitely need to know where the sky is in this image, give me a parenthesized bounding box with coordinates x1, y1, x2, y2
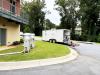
(24, 0, 61, 25)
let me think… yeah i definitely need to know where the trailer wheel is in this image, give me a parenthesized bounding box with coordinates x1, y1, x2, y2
(49, 39, 53, 43)
(53, 39, 56, 43)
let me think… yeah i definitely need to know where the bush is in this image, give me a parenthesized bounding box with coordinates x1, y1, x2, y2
(71, 34, 82, 41)
(20, 39, 24, 43)
(97, 36, 100, 42)
(81, 35, 88, 41)
(80, 35, 100, 42)
(12, 41, 20, 45)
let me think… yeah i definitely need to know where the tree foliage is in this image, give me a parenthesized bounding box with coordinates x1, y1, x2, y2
(20, 0, 45, 36)
(28, 0, 45, 36)
(45, 19, 56, 30)
(55, 0, 80, 39)
(79, 0, 100, 41)
(20, 0, 30, 32)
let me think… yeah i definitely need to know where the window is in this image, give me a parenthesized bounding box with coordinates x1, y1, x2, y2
(10, 0, 16, 14)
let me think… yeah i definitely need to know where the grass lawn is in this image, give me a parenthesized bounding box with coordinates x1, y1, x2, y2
(35, 36, 42, 38)
(96, 42, 100, 44)
(0, 45, 2, 47)
(0, 41, 70, 62)
(0, 45, 23, 54)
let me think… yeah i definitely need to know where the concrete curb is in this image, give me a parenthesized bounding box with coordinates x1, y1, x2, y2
(0, 47, 78, 71)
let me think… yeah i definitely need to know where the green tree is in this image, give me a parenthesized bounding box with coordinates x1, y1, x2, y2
(29, 0, 45, 36)
(45, 19, 56, 30)
(20, 0, 30, 32)
(23, 25, 31, 33)
(20, 0, 45, 35)
(79, 0, 100, 41)
(55, 0, 79, 39)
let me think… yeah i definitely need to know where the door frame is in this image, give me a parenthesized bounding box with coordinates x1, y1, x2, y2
(0, 28, 7, 45)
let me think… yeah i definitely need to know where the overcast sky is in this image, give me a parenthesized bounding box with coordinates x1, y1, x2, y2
(24, 0, 61, 25)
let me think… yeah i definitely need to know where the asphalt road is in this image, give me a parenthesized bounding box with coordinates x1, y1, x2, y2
(0, 43, 100, 75)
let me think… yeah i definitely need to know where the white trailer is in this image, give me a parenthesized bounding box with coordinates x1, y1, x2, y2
(42, 29, 71, 44)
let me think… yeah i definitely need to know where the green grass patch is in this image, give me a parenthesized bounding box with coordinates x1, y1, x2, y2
(35, 36, 42, 38)
(0, 45, 23, 54)
(0, 41, 70, 62)
(0, 45, 2, 47)
(96, 42, 100, 44)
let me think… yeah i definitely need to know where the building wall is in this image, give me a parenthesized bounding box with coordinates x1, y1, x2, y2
(3, 0, 10, 11)
(0, 18, 20, 45)
(1, 0, 20, 15)
(16, 0, 20, 16)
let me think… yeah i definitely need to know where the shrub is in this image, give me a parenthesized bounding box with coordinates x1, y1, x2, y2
(12, 41, 20, 45)
(71, 34, 82, 41)
(20, 39, 24, 43)
(97, 36, 100, 42)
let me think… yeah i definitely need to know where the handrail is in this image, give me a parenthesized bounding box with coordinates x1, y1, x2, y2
(0, 7, 28, 24)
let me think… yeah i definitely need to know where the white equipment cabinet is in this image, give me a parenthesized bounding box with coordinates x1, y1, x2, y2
(22, 33, 35, 53)
(42, 29, 71, 44)
(30, 34, 35, 49)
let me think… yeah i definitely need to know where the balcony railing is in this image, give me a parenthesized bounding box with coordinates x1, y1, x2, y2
(0, 7, 29, 25)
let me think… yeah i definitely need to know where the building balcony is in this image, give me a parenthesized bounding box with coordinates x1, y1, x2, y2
(0, 8, 29, 25)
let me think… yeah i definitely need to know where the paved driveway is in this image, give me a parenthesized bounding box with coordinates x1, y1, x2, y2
(75, 43, 100, 59)
(0, 43, 100, 75)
